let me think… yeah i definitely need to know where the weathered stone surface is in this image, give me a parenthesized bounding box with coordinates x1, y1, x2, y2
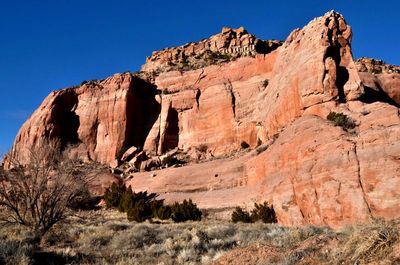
(5, 11, 400, 227)
(7, 73, 160, 167)
(141, 27, 282, 73)
(256, 11, 363, 138)
(356, 57, 400, 74)
(87, 172, 122, 196)
(121, 146, 139, 162)
(355, 58, 400, 105)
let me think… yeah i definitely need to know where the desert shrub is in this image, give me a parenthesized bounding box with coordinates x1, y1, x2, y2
(104, 184, 202, 223)
(153, 205, 172, 220)
(0, 141, 92, 238)
(0, 238, 33, 265)
(339, 219, 399, 263)
(231, 207, 252, 223)
(240, 141, 250, 149)
(261, 79, 269, 88)
(104, 183, 127, 208)
(104, 183, 166, 222)
(370, 68, 383, 74)
(327, 112, 356, 131)
(127, 200, 153, 222)
(205, 51, 232, 63)
(196, 144, 208, 153)
(171, 199, 202, 222)
(250, 202, 277, 223)
(118, 186, 134, 212)
(161, 156, 182, 167)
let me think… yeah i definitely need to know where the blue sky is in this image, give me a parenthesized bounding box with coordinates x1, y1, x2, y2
(1, 0, 399, 154)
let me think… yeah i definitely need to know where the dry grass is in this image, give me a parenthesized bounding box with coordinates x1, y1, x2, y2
(337, 219, 400, 264)
(0, 210, 399, 265)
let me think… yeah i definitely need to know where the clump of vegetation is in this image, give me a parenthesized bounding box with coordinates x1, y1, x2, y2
(104, 183, 164, 222)
(103, 182, 127, 208)
(80, 79, 98, 86)
(250, 202, 277, 223)
(327, 111, 356, 131)
(261, 79, 269, 88)
(171, 199, 202, 222)
(196, 144, 208, 153)
(104, 183, 201, 223)
(232, 202, 277, 224)
(231, 207, 252, 223)
(0, 238, 34, 265)
(339, 219, 399, 264)
(206, 51, 233, 62)
(370, 68, 383, 74)
(240, 141, 250, 149)
(161, 156, 183, 167)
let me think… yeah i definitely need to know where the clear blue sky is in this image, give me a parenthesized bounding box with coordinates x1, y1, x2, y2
(1, 0, 399, 154)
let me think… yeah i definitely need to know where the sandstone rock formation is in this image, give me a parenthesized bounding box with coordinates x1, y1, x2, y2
(355, 58, 400, 105)
(141, 26, 282, 73)
(6, 11, 400, 228)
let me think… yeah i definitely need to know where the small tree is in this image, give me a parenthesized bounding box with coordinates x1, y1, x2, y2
(127, 200, 152, 222)
(171, 199, 202, 222)
(0, 142, 91, 239)
(250, 202, 277, 223)
(231, 207, 252, 223)
(154, 204, 172, 220)
(104, 182, 127, 209)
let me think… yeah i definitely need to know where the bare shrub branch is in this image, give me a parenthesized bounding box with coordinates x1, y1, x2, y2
(0, 141, 93, 238)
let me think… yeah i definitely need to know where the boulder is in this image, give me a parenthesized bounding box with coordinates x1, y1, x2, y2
(121, 146, 139, 162)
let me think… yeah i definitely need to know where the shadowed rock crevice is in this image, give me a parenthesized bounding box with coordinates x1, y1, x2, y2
(254, 39, 282, 54)
(123, 77, 161, 152)
(196, 89, 201, 109)
(49, 91, 80, 150)
(359, 85, 400, 108)
(324, 46, 348, 103)
(224, 80, 236, 118)
(352, 142, 373, 216)
(160, 107, 179, 153)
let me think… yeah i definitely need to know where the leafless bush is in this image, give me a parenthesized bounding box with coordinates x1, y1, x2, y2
(0, 141, 92, 239)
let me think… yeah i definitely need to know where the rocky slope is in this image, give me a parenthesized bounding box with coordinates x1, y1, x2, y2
(6, 11, 400, 228)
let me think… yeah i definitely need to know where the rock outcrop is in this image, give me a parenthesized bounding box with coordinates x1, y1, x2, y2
(6, 11, 400, 228)
(141, 26, 282, 73)
(355, 58, 400, 106)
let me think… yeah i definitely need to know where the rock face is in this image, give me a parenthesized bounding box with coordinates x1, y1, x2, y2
(6, 11, 400, 227)
(7, 74, 160, 167)
(355, 58, 400, 106)
(141, 26, 282, 73)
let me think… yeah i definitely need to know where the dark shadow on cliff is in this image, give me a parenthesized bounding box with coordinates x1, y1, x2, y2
(161, 107, 179, 153)
(50, 90, 80, 150)
(124, 77, 161, 151)
(359, 84, 400, 108)
(324, 46, 348, 103)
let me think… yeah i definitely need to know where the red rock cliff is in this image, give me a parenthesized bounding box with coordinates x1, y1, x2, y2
(7, 11, 400, 228)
